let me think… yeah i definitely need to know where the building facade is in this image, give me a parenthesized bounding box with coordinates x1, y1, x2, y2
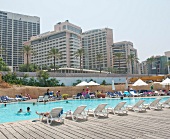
(147, 55, 168, 75)
(112, 41, 139, 74)
(82, 28, 113, 71)
(165, 51, 170, 74)
(0, 10, 40, 71)
(140, 61, 148, 74)
(25, 21, 82, 69)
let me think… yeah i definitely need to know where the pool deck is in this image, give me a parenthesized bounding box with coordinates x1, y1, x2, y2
(1, 108, 170, 139)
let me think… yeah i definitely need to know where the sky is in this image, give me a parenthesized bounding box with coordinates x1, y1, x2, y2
(0, 0, 170, 62)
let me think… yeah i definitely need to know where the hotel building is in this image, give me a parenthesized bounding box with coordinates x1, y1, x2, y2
(112, 41, 139, 74)
(25, 20, 82, 69)
(0, 10, 40, 71)
(82, 28, 113, 70)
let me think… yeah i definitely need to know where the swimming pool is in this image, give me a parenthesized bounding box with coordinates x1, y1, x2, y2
(0, 97, 169, 123)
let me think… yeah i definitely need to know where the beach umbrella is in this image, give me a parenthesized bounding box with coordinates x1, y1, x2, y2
(87, 81, 100, 92)
(160, 78, 170, 90)
(76, 81, 89, 86)
(132, 79, 148, 92)
(112, 80, 115, 90)
(132, 79, 148, 86)
(88, 81, 100, 86)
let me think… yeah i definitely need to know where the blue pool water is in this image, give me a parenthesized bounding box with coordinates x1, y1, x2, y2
(0, 97, 169, 123)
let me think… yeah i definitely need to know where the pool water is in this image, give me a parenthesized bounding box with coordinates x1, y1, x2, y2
(0, 97, 169, 123)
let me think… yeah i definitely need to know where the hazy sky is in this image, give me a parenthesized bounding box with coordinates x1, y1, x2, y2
(0, 0, 170, 62)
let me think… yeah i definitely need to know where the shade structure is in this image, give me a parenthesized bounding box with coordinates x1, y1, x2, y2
(160, 78, 170, 90)
(88, 81, 100, 86)
(132, 79, 148, 86)
(76, 81, 89, 86)
(160, 78, 170, 85)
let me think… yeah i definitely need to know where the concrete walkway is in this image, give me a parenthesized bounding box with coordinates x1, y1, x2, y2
(0, 108, 170, 139)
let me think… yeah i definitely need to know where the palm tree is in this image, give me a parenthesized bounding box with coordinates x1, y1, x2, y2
(22, 45, 32, 72)
(48, 48, 62, 72)
(126, 54, 139, 74)
(74, 48, 84, 73)
(114, 53, 123, 74)
(96, 53, 103, 73)
(32, 51, 37, 72)
(146, 56, 155, 75)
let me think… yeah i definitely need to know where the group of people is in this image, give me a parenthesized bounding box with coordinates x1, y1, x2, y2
(18, 107, 31, 114)
(76, 87, 104, 99)
(44, 89, 62, 99)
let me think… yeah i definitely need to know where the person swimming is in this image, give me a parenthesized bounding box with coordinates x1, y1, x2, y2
(27, 107, 31, 113)
(18, 109, 22, 113)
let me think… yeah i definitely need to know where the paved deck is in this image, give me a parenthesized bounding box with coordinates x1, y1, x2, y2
(1, 108, 170, 139)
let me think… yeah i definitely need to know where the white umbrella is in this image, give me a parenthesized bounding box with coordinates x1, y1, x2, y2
(160, 78, 170, 90)
(88, 81, 100, 86)
(160, 78, 170, 85)
(132, 79, 148, 86)
(112, 80, 115, 90)
(76, 81, 89, 86)
(87, 81, 100, 92)
(132, 79, 148, 93)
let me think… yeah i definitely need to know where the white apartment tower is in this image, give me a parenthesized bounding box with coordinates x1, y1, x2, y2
(82, 28, 113, 70)
(0, 10, 40, 71)
(112, 41, 139, 74)
(25, 20, 82, 69)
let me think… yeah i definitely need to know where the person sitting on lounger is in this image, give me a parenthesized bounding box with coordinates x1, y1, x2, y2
(36, 111, 50, 117)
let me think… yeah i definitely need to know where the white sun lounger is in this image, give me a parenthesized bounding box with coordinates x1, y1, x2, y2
(65, 105, 88, 121)
(43, 95, 49, 102)
(37, 96, 44, 102)
(40, 107, 64, 124)
(107, 102, 128, 115)
(130, 91, 140, 97)
(126, 100, 146, 112)
(87, 103, 108, 118)
(161, 98, 170, 108)
(144, 98, 162, 110)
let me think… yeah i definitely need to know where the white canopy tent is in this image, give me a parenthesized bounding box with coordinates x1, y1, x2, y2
(132, 79, 148, 86)
(76, 81, 89, 86)
(160, 78, 170, 90)
(132, 79, 148, 93)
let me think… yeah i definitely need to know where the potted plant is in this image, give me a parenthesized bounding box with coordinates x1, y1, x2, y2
(62, 94, 69, 100)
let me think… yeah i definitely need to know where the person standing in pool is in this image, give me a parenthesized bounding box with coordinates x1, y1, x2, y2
(27, 107, 31, 113)
(18, 109, 22, 113)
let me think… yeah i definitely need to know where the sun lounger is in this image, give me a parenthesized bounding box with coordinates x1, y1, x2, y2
(144, 98, 162, 110)
(126, 100, 146, 112)
(161, 98, 170, 108)
(87, 103, 108, 118)
(130, 91, 140, 97)
(37, 96, 44, 102)
(43, 95, 49, 102)
(107, 102, 128, 115)
(40, 107, 64, 124)
(65, 105, 88, 121)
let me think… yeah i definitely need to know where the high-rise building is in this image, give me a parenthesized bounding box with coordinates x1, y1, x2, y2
(147, 55, 168, 75)
(140, 61, 148, 74)
(112, 41, 139, 74)
(25, 20, 82, 69)
(82, 28, 113, 70)
(165, 51, 170, 74)
(0, 10, 40, 71)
